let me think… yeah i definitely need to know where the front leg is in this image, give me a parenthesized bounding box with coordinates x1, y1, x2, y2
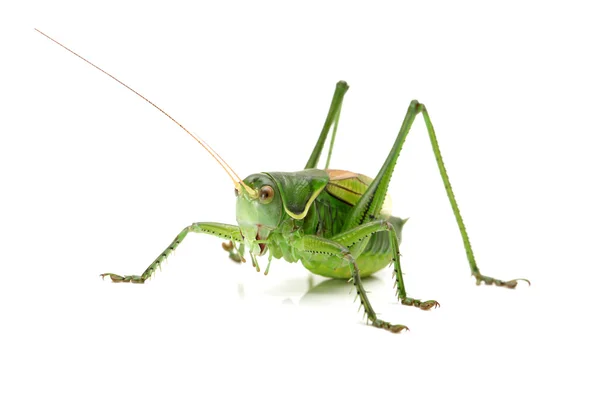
(333, 220, 439, 310)
(292, 235, 408, 333)
(101, 222, 242, 283)
(222, 241, 246, 263)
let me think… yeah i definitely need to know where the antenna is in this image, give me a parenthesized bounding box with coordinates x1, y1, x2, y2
(35, 29, 256, 197)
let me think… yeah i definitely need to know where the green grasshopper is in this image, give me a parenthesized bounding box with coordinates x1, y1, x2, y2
(38, 29, 528, 333)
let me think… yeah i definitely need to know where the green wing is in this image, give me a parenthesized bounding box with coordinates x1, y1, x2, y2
(325, 170, 392, 218)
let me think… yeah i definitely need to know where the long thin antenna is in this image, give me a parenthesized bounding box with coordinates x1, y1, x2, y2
(35, 28, 255, 196)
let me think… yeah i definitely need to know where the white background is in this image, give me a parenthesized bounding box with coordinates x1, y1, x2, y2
(2, 1, 599, 396)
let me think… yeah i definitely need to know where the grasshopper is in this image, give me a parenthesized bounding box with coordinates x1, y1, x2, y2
(38, 29, 528, 333)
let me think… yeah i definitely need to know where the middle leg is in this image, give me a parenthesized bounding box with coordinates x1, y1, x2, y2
(101, 222, 243, 283)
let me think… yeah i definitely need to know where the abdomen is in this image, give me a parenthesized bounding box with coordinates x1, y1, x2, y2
(298, 170, 405, 279)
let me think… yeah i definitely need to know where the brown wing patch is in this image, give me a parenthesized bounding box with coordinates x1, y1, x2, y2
(327, 169, 363, 181)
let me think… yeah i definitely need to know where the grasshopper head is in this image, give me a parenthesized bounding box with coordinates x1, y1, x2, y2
(235, 173, 282, 256)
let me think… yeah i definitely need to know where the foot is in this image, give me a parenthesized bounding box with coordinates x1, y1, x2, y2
(222, 241, 245, 263)
(401, 297, 440, 311)
(100, 273, 145, 284)
(473, 273, 530, 289)
(372, 319, 409, 333)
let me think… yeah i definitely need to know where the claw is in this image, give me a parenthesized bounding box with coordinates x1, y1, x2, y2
(222, 241, 234, 252)
(389, 324, 410, 333)
(372, 319, 409, 333)
(419, 300, 440, 311)
(100, 273, 124, 282)
(99, 273, 145, 284)
(401, 297, 440, 310)
(223, 241, 245, 263)
(227, 253, 244, 263)
(474, 273, 530, 289)
(506, 278, 531, 288)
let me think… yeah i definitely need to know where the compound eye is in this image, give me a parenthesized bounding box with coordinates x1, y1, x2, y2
(259, 185, 274, 204)
(234, 188, 240, 197)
